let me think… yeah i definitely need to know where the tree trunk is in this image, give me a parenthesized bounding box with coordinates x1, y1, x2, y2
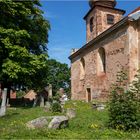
(0, 88, 8, 117)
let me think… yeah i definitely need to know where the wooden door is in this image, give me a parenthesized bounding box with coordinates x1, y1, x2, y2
(87, 88, 91, 102)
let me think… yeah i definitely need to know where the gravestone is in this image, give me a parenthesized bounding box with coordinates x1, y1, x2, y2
(26, 116, 69, 130)
(48, 116, 69, 129)
(0, 88, 8, 117)
(26, 117, 48, 129)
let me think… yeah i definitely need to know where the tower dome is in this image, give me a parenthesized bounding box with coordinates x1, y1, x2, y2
(89, 0, 116, 8)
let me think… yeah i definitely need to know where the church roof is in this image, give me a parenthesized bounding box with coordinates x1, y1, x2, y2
(128, 7, 140, 21)
(69, 6, 140, 60)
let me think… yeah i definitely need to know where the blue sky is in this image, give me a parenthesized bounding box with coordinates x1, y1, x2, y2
(41, 0, 140, 65)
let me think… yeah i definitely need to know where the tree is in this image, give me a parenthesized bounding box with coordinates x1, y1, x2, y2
(0, 0, 50, 89)
(108, 71, 140, 131)
(46, 59, 70, 97)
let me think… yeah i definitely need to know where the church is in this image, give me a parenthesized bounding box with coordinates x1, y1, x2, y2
(69, 0, 140, 102)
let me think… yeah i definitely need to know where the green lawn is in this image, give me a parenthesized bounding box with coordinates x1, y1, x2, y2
(0, 101, 139, 139)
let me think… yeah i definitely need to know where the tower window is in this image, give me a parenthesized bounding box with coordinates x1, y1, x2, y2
(107, 14, 114, 25)
(90, 17, 94, 32)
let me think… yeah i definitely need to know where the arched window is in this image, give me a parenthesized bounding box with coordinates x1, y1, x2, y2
(80, 58, 85, 79)
(98, 47, 106, 73)
(90, 17, 94, 32)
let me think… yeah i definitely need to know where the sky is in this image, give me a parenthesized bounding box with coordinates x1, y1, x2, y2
(40, 0, 140, 65)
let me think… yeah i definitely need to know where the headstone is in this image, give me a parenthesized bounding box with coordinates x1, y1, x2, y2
(45, 101, 51, 108)
(48, 84, 52, 98)
(40, 95, 44, 107)
(48, 116, 69, 129)
(97, 104, 106, 111)
(66, 108, 76, 119)
(44, 101, 51, 112)
(0, 88, 8, 117)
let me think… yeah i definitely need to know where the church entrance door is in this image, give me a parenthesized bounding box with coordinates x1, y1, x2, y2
(86, 88, 91, 102)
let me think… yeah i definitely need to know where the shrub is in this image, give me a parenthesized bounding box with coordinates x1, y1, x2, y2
(16, 91, 26, 98)
(52, 93, 61, 102)
(108, 71, 140, 131)
(51, 102, 62, 112)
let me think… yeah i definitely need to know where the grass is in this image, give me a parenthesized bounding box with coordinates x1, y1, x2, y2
(0, 101, 139, 139)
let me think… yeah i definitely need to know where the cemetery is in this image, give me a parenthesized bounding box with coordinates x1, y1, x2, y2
(0, 0, 140, 139)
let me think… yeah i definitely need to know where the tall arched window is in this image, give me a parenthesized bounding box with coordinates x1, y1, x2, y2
(90, 17, 94, 32)
(80, 58, 85, 79)
(98, 47, 106, 73)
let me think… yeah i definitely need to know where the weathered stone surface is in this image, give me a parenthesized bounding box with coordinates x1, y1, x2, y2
(26, 117, 48, 129)
(86, 4, 124, 42)
(66, 108, 76, 119)
(71, 26, 129, 102)
(97, 104, 106, 111)
(70, 1, 140, 103)
(0, 88, 8, 117)
(45, 102, 51, 109)
(48, 116, 69, 129)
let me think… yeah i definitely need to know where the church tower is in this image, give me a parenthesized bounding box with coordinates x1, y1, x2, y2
(84, 0, 125, 43)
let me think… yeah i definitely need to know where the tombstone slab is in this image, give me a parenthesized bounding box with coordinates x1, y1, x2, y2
(48, 116, 69, 129)
(26, 117, 48, 129)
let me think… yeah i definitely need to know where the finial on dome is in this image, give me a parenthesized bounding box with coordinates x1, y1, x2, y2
(89, 0, 117, 8)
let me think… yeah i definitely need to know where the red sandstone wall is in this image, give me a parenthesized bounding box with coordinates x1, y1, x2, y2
(86, 6, 123, 43)
(128, 20, 140, 82)
(71, 25, 130, 101)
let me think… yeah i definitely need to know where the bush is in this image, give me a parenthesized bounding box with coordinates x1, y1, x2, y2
(108, 71, 140, 131)
(51, 102, 62, 112)
(52, 93, 61, 102)
(16, 91, 26, 98)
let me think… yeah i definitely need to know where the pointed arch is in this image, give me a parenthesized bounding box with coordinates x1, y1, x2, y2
(80, 58, 85, 79)
(98, 47, 106, 73)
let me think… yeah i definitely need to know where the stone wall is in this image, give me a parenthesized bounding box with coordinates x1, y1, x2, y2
(127, 19, 140, 82)
(86, 6, 124, 43)
(71, 25, 130, 101)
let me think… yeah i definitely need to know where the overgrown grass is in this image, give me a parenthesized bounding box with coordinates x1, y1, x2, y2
(0, 101, 139, 139)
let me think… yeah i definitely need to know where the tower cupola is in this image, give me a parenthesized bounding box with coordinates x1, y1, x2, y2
(89, 0, 116, 8)
(84, 0, 125, 43)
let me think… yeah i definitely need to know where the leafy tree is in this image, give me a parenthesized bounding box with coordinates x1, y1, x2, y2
(108, 70, 140, 131)
(0, 0, 50, 89)
(46, 59, 70, 96)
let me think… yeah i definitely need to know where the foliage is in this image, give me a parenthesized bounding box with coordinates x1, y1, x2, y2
(46, 59, 70, 96)
(108, 71, 140, 131)
(0, 101, 139, 139)
(51, 101, 62, 112)
(52, 92, 61, 102)
(16, 90, 26, 98)
(0, 0, 50, 90)
(51, 92, 62, 112)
